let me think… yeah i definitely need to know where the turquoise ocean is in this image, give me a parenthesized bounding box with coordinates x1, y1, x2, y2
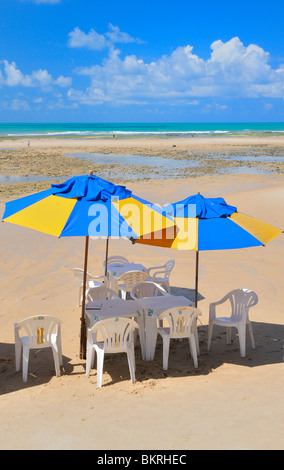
(0, 122, 284, 138)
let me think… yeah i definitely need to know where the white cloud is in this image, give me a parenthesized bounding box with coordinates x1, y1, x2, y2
(1, 99, 30, 111)
(55, 75, 72, 87)
(31, 69, 53, 88)
(3, 60, 32, 87)
(0, 60, 71, 90)
(2, 35, 283, 113)
(68, 24, 143, 50)
(68, 27, 107, 51)
(105, 23, 141, 44)
(68, 37, 284, 106)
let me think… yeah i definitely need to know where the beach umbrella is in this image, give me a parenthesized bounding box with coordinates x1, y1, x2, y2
(133, 193, 282, 307)
(2, 173, 176, 358)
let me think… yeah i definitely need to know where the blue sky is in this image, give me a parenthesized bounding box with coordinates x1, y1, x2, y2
(0, 0, 283, 122)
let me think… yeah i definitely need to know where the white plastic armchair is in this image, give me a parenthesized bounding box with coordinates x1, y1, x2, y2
(146, 259, 175, 293)
(72, 267, 107, 306)
(86, 286, 119, 302)
(207, 288, 258, 357)
(103, 256, 130, 285)
(14, 315, 63, 382)
(130, 281, 169, 300)
(156, 306, 201, 370)
(86, 317, 138, 387)
(103, 256, 129, 270)
(117, 270, 149, 300)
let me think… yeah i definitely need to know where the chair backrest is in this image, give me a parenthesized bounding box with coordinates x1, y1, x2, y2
(103, 256, 129, 268)
(89, 317, 138, 352)
(72, 268, 92, 284)
(119, 270, 149, 290)
(15, 315, 62, 348)
(227, 289, 258, 322)
(164, 259, 175, 277)
(86, 286, 119, 301)
(152, 259, 175, 281)
(131, 281, 168, 299)
(157, 306, 201, 338)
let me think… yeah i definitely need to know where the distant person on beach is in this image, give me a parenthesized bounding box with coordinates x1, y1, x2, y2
(27, 141, 30, 146)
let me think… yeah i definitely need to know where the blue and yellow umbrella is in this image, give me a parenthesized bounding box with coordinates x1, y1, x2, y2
(2, 173, 176, 357)
(133, 194, 282, 306)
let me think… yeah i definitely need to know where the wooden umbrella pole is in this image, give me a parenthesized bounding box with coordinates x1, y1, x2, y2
(80, 235, 89, 359)
(195, 250, 199, 308)
(104, 236, 109, 277)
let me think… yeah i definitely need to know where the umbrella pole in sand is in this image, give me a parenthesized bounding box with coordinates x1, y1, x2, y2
(195, 251, 199, 308)
(104, 236, 110, 277)
(80, 235, 89, 359)
(80, 169, 92, 359)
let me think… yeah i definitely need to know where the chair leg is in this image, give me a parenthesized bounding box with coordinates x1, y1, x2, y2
(51, 344, 61, 377)
(96, 348, 105, 387)
(193, 319, 200, 356)
(127, 347, 136, 384)
(53, 331, 63, 367)
(189, 334, 198, 368)
(162, 335, 170, 370)
(226, 327, 232, 344)
(86, 346, 95, 377)
(22, 344, 30, 382)
(207, 321, 214, 351)
(58, 339, 63, 367)
(132, 320, 138, 346)
(163, 281, 170, 294)
(247, 321, 255, 349)
(237, 324, 246, 357)
(136, 316, 146, 361)
(15, 340, 22, 372)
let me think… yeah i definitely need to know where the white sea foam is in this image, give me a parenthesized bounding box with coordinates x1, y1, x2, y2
(7, 130, 231, 137)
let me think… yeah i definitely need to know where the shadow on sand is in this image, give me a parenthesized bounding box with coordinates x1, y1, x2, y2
(1, 317, 283, 393)
(1, 284, 283, 391)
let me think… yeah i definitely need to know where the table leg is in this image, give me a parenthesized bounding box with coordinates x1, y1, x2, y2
(136, 314, 146, 361)
(150, 318, 158, 360)
(145, 311, 158, 361)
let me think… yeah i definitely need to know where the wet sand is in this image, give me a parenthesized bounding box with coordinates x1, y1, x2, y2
(0, 135, 284, 199)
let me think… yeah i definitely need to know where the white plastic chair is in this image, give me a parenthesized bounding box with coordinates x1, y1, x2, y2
(207, 288, 258, 357)
(86, 317, 138, 387)
(146, 259, 175, 293)
(86, 286, 119, 302)
(130, 281, 169, 300)
(72, 268, 107, 306)
(117, 270, 149, 300)
(156, 306, 201, 370)
(14, 315, 63, 382)
(103, 256, 130, 288)
(103, 256, 129, 270)
(130, 281, 170, 353)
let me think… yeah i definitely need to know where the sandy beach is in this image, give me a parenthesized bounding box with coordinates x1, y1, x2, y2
(0, 135, 284, 450)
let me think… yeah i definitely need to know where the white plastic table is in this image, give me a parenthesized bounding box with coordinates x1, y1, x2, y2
(85, 298, 146, 359)
(136, 295, 194, 361)
(107, 262, 147, 292)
